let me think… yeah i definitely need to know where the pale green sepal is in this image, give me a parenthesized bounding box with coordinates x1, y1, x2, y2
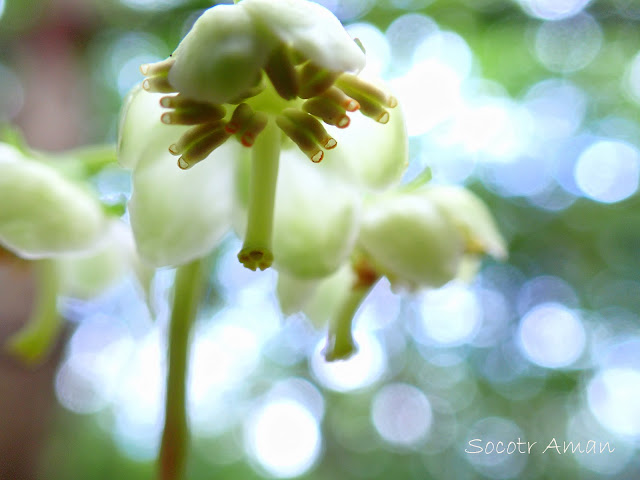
(301, 264, 354, 328)
(276, 264, 356, 329)
(326, 99, 408, 191)
(0, 141, 23, 164)
(276, 270, 320, 316)
(57, 221, 135, 299)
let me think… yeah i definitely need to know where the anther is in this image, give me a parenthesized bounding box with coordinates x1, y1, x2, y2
(176, 127, 230, 170)
(297, 62, 339, 99)
(226, 104, 268, 147)
(239, 112, 268, 147)
(335, 73, 397, 109)
(142, 76, 175, 94)
(350, 94, 391, 124)
(225, 103, 254, 135)
(276, 114, 324, 163)
(139, 58, 175, 77)
(333, 74, 397, 124)
(303, 97, 351, 129)
(319, 86, 360, 112)
(159, 95, 225, 114)
(169, 122, 226, 156)
(264, 44, 299, 101)
(283, 109, 336, 149)
(160, 108, 226, 126)
(140, 58, 177, 93)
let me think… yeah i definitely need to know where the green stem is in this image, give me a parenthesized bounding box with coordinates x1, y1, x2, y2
(158, 259, 207, 480)
(5, 259, 61, 366)
(325, 281, 378, 361)
(238, 119, 280, 271)
(401, 166, 432, 192)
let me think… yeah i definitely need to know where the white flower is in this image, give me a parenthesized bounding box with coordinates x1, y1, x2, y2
(119, 0, 404, 272)
(357, 185, 507, 290)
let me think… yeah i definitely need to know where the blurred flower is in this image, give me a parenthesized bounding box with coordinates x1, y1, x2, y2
(279, 183, 506, 360)
(0, 140, 138, 364)
(358, 184, 507, 290)
(0, 142, 108, 258)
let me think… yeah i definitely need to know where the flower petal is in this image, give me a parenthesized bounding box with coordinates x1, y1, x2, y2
(118, 84, 188, 170)
(168, 4, 270, 105)
(233, 144, 361, 278)
(242, 0, 365, 73)
(325, 96, 407, 190)
(422, 185, 507, 260)
(128, 137, 241, 267)
(270, 147, 361, 278)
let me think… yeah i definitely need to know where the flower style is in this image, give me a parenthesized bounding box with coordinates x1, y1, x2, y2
(121, 0, 403, 272)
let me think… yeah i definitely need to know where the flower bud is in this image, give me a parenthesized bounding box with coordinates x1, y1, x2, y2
(0, 145, 107, 258)
(357, 190, 465, 289)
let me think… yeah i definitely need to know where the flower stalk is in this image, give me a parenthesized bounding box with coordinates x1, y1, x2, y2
(325, 257, 380, 361)
(5, 259, 61, 365)
(159, 258, 208, 480)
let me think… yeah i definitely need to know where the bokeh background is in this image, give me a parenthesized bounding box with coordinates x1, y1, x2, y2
(1, 0, 640, 478)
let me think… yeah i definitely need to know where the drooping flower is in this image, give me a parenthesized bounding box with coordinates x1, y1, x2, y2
(357, 184, 507, 290)
(120, 0, 405, 273)
(278, 183, 507, 360)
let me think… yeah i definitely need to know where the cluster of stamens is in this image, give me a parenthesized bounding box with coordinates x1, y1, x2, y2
(140, 43, 397, 168)
(140, 42, 398, 270)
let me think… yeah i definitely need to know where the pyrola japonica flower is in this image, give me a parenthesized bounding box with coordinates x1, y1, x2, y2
(120, 0, 404, 272)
